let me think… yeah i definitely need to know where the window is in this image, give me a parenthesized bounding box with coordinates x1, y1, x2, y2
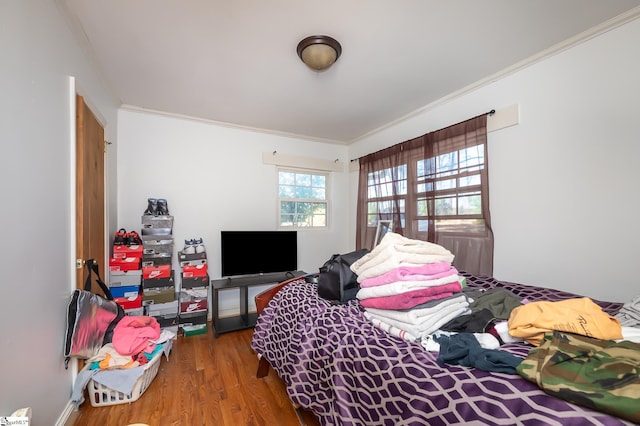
(278, 169, 328, 228)
(356, 114, 493, 276)
(365, 144, 484, 236)
(415, 143, 485, 235)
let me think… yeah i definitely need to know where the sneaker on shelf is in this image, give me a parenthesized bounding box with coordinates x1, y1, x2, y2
(127, 230, 142, 246)
(157, 198, 169, 216)
(144, 198, 158, 216)
(114, 228, 127, 245)
(193, 238, 206, 254)
(183, 239, 196, 254)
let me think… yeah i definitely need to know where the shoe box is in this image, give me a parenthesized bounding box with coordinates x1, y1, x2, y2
(142, 252, 172, 267)
(179, 258, 207, 268)
(143, 264, 171, 280)
(181, 273, 209, 289)
(142, 286, 175, 304)
(182, 263, 208, 277)
(143, 270, 175, 289)
(179, 288, 208, 314)
(113, 284, 143, 310)
(124, 306, 144, 316)
(109, 257, 141, 272)
(109, 269, 142, 287)
(142, 235, 174, 254)
(182, 323, 207, 337)
(148, 300, 179, 328)
(177, 250, 207, 262)
(179, 311, 207, 328)
(110, 285, 141, 299)
(114, 294, 143, 310)
(113, 244, 143, 259)
(141, 215, 174, 236)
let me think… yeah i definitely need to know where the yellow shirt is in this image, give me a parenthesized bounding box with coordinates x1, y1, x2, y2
(507, 297, 622, 346)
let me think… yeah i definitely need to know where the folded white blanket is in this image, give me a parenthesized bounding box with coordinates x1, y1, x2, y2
(365, 304, 470, 338)
(356, 274, 462, 300)
(351, 232, 454, 282)
(365, 293, 469, 324)
(367, 315, 420, 341)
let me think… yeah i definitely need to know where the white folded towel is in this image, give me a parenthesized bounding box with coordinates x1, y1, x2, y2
(351, 232, 454, 282)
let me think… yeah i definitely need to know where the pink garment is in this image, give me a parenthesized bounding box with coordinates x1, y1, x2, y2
(359, 262, 457, 288)
(359, 281, 462, 310)
(112, 316, 161, 356)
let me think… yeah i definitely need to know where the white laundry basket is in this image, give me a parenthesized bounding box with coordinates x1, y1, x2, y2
(87, 349, 163, 407)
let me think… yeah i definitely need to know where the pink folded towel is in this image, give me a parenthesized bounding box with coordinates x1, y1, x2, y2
(360, 262, 457, 288)
(359, 281, 462, 310)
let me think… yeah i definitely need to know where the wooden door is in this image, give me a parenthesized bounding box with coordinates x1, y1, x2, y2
(76, 95, 106, 293)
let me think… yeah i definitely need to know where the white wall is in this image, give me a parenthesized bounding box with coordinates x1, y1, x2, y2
(349, 18, 640, 303)
(116, 110, 350, 313)
(0, 1, 119, 423)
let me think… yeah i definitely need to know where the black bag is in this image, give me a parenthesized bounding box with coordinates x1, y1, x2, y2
(64, 259, 125, 368)
(317, 249, 369, 303)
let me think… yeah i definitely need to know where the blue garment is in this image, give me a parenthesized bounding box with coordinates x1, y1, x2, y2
(435, 332, 522, 374)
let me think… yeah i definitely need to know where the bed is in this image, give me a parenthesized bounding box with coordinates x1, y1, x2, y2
(251, 272, 637, 426)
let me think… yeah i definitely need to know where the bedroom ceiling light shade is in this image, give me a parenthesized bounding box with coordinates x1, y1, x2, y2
(297, 35, 342, 71)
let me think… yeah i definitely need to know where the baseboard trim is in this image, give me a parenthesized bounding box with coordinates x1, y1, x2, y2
(56, 400, 76, 426)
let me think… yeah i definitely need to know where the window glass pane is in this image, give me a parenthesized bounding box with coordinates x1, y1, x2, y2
(295, 174, 311, 186)
(281, 201, 296, 214)
(435, 196, 456, 216)
(459, 174, 480, 188)
(417, 199, 427, 215)
(437, 152, 457, 173)
(312, 175, 326, 186)
(279, 185, 295, 198)
(280, 213, 295, 227)
(313, 214, 326, 227)
(313, 203, 326, 214)
(458, 194, 481, 215)
(279, 171, 295, 185)
(311, 188, 325, 199)
(436, 178, 455, 191)
(460, 145, 484, 168)
(295, 187, 312, 198)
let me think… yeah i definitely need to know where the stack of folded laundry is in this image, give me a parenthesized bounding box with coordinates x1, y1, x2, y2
(351, 232, 470, 341)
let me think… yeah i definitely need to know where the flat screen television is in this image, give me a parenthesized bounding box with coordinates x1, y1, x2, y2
(220, 231, 297, 277)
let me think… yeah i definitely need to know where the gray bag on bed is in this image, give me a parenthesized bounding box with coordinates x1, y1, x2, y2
(317, 249, 369, 304)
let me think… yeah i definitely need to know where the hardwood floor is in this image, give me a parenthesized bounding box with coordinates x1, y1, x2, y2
(70, 325, 321, 426)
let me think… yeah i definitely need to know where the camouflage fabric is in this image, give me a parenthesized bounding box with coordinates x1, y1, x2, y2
(517, 330, 640, 423)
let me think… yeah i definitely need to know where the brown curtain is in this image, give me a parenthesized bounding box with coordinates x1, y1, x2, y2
(355, 114, 493, 276)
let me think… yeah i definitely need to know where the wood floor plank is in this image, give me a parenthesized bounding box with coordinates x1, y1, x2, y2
(70, 325, 321, 426)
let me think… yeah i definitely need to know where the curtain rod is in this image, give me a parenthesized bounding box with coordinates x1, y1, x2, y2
(349, 108, 495, 162)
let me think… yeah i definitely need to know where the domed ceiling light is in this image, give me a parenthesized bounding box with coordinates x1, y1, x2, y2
(297, 35, 342, 71)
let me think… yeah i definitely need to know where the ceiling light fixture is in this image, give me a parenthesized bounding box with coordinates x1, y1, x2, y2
(297, 35, 342, 71)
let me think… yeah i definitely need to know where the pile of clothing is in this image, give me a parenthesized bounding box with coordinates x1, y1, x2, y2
(615, 294, 640, 327)
(71, 316, 174, 408)
(351, 232, 469, 341)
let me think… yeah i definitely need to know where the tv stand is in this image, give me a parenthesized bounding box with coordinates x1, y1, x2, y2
(211, 271, 305, 337)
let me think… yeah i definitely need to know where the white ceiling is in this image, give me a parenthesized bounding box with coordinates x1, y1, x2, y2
(59, 0, 640, 144)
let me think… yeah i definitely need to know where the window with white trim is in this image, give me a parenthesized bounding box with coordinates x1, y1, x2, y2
(278, 168, 329, 228)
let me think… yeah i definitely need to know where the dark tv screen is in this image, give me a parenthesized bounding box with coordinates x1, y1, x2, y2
(221, 231, 297, 277)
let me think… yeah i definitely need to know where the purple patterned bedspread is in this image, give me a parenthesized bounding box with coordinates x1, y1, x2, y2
(251, 273, 632, 425)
